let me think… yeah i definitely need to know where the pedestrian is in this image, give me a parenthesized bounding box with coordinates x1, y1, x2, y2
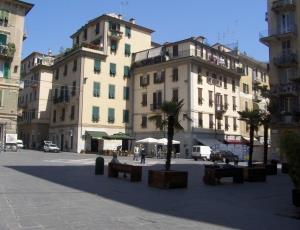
(140, 146, 146, 164)
(110, 152, 121, 164)
(133, 145, 139, 161)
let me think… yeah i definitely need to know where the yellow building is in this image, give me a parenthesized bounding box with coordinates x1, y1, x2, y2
(49, 13, 153, 153)
(18, 52, 54, 149)
(0, 0, 33, 144)
(260, 0, 299, 157)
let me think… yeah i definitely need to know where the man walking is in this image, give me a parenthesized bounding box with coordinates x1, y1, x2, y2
(140, 146, 146, 164)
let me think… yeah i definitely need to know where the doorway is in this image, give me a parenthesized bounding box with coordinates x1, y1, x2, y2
(91, 139, 98, 152)
(60, 134, 64, 151)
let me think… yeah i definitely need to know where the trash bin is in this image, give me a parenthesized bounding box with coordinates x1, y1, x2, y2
(95, 156, 104, 175)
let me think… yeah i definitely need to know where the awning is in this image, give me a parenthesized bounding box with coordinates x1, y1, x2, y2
(242, 137, 263, 146)
(134, 50, 148, 62)
(148, 47, 162, 58)
(86, 131, 108, 140)
(224, 139, 243, 144)
(194, 136, 223, 147)
(103, 132, 135, 140)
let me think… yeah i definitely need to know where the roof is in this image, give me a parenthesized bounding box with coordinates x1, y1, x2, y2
(13, 0, 34, 15)
(70, 14, 154, 39)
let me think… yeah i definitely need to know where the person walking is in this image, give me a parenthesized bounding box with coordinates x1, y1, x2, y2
(133, 145, 139, 161)
(140, 146, 146, 164)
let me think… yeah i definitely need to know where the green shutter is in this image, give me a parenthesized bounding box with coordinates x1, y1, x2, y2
(94, 59, 101, 72)
(93, 82, 100, 97)
(110, 63, 116, 76)
(123, 87, 129, 100)
(108, 21, 112, 29)
(123, 110, 129, 123)
(0, 33, 7, 45)
(109, 85, 115, 99)
(125, 44, 131, 56)
(124, 66, 130, 77)
(108, 108, 115, 123)
(92, 106, 99, 121)
(0, 89, 2, 107)
(3, 62, 10, 79)
(125, 27, 131, 37)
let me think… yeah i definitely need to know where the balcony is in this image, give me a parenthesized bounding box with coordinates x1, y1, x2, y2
(108, 29, 123, 40)
(216, 104, 225, 113)
(278, 83, 298, 96)
(259, 25, 297, 45)
(53, 95, 70, 104)
(150, 103, 162, 111)
(274, 52, 298, 67)
(0, 43, 16, 59)
(272, 0, 296, 12)
(207, 77, 222, 87)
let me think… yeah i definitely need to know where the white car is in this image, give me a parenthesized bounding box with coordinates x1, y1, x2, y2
(44, 143, 60, 153)
(192, 145, 212, 161)
(16, 140, 24, 149)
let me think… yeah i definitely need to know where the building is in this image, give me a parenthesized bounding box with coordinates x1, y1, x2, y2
(49, 13, 153, 153)
(132, 37, 246, 157)
(0, 0, 33, 144)
(18, 52, 54, 149)
(260, 0, 299, 157)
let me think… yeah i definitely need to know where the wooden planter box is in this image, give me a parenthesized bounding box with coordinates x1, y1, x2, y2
(281, 163, 289, 174)
(292, 189, 300, 207)
(148, 170, 188, 189)
(244, 167, 266, 182)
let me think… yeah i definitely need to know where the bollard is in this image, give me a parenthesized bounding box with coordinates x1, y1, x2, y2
(95, 157, 104, 175)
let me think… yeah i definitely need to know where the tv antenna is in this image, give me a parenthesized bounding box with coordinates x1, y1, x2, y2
(119, 1, 129, 17)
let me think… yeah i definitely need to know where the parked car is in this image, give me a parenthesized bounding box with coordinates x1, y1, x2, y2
(44, 143, 60, 153)
(210, 150, 239, 163)
(16, 140, 24, 149)
(192, 145, 212, 161)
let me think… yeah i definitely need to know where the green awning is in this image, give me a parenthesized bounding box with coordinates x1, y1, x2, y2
(86, 131, 108, 140)
(104, 132, 135, 140)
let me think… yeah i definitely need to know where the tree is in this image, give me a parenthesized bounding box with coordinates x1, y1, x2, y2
(149, 99, 189, 171)
(238, 109, 261, 167)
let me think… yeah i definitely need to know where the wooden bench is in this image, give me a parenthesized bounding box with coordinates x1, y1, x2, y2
(203, 165, 244, 185)
(108, 163, 142, 182)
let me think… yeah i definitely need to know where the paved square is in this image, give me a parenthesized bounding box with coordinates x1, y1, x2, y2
(0, 150, 299, 229)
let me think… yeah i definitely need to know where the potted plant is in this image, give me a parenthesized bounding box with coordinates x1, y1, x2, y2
(148, 99, 190, 189)
(280, 130, 300, 207)
(239, 109, 266, 182)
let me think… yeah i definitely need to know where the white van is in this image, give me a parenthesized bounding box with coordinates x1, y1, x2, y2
(192, 145, 212, 161)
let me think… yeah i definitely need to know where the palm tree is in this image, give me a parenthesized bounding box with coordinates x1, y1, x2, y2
(149, 99, 189, 171)
(238, 109, 261, 167)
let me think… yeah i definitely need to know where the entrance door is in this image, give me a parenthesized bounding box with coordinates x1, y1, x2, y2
(60, 134, 64, 151)
(91, 139, 98, 152)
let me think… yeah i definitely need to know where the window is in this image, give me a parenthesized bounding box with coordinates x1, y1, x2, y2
(108, 84, 115, 99)
(243, 83, 249, 94)
(123, 87, 130, 100)
(224, 94, 228, 110)
(92, 106, 99, 122)
(70, 105, 75, 120)
(110, 63, 116, 76)
(172, 88, 178, 102)
(71, 81, 76, 96)
(125, 26, 131, 38)
(245, 101, 249, 111)
(63, 64, 68, 76)
(141, 93, 147, 106)
(95, 22, 100, 34)
(111, 39, 117, 52)
(108, 108, 115, 123)
(232, 79, 235, 92)
(198, 112, 203, 128)
(2, 62, 10, 79)
(217, 119, 222, 130)
(75, 36, 79, 45)
(172, 68, 178, 82)
(55, 68, 59, 80)
(232, 96, 237, 111)
(94, 59, 101, 73)
(198, 88, 203, 105)
(209, 90, 213, 107)
(173, 45, 178, 57)
(125, 44, 131, 56)
(225, 116, 229, 131)
(123, 110, 129, 123)
(83, 28, 87, 40)
(209, 114, 214, 129)
(34, 90, 37, 101)
(124, 66, 130, 78)
(61, 108, 65, 121)
(73, 59, 77, 72)
(153, 71, 165, 84)
(53, 110, 56, 123)
(141, 115, 147, 128)
(0, 10, 9, 27)
(224, 77, 227, 89)
(233, 117, 237, 131)
(0, 89, 3, 107)
(152, 91, 162, 109)
(93, 82, 100, 97)
(0, 33, 7, 46)
(140, 75, 150, 87)
(245, 65, 249, 75)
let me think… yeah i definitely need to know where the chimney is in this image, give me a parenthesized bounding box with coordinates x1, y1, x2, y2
(129, 18, 136, 24)
(195, 36, 205, 44)
(118, 14, 123, 19)
(48, 49, 52, 56)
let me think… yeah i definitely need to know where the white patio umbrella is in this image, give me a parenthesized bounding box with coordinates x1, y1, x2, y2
(136, 137, 159, 144)
(157, 138, 180, 145)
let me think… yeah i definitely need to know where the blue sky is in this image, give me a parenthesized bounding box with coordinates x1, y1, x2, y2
(23, 0, 269, 61)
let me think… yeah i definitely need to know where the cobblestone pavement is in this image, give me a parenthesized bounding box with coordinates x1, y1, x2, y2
(0, 150, 299, 229)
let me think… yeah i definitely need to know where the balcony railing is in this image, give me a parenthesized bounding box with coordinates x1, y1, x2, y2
(272, 0, 296, 12)
(0, 43, 16, 59)
(53, 95, 70, 104)
(150, 103, 162, 111)
(108, 29, 123, 39)
(274, 52, 298, 67)
(259, 25, 297, 42)
(272, 83, 298, 97)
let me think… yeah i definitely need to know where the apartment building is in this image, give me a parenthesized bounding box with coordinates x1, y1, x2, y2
(49, 13, 153, 153)
(132, 37, 245, 156)
(260, 0, 299, 156)
(18, 52, 54, 149)
(0, 0, 33, 144)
